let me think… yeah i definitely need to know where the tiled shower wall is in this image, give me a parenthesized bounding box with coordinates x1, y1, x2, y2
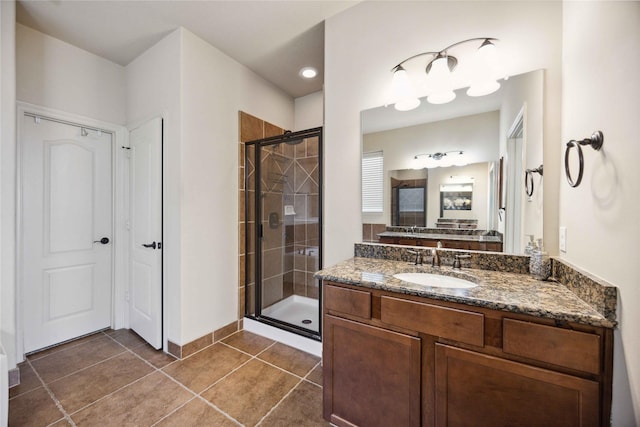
(239, 112, 283, 319)
(239, 112, 321, 320)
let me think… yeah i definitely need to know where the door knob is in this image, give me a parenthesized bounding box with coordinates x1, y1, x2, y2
(93, 237, 110, 244)
(142, 242, 157, 249)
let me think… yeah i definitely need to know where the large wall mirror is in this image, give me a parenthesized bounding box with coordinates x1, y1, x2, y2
(361, 70, 544, 255)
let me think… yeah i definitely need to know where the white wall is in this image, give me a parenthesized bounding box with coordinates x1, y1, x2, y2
(324, 0, 562, 266)
(363, 111, 499, 226)
(16, 24, 126, 125)
(128, 28, 294, 346)
(1, 0, 17, 370)
(294, 90, 323, 131)
(179, 29, 293, 344)
(561, 2, 640, 424)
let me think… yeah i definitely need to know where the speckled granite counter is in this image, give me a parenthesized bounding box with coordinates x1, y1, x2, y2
(377, 231, 502, 243)
(315, 256, 616, 328)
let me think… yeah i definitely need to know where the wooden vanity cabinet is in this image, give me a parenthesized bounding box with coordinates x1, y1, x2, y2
(435, 344, 600, 427)
(323, 282, 612, 427)
(323, 315, 421, 427)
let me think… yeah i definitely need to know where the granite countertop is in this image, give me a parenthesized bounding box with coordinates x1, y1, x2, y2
(315, 257, 613, 328)
(377, 231, 502, 243)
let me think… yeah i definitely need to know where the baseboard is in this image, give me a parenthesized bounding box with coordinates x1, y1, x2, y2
(167, 319, 240, 359)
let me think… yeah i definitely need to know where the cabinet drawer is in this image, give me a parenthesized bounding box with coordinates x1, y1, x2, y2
(381, 296, 483, 347)
(503, 318, 601, 374)
(324, 284, 371, 319)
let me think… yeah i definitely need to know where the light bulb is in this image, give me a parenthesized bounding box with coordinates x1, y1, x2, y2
(426, 56, 455, 105)
(467, 39, 501, 97)
(392, 66, 420, 111)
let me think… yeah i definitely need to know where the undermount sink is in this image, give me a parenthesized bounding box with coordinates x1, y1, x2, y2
(393, 272, 478, 289)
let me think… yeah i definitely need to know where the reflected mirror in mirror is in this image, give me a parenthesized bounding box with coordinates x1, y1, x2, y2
(361, 70, 544, 254)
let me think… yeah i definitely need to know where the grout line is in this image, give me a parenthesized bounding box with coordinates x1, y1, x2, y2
(25, 358, 77, 427)
(25, 330, 108, 362)
(23, 329, 322, 427)
(40, 347, 129, 386)
(255, 376, 305, 426)
(149, 396, 199, 426)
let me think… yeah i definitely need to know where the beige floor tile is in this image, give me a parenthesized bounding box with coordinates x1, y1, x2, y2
(130, 343, 177, 369)
(8, 387, 64, 427)
(306, 363, 323, 387)
(105, 329, 147, 349)
(258, 342, 320, 377)
(162, 343, 250, 393)
(155, 398, 240, 427)
(9, 362, 42, 398)
(201, 359, 299, 427)
(49, 352, 154, 413)
(222, 330, 275, 355)
(31, 335, 126, 383)
(259, 381, 329, 426)
(27, 332, 105, 361)
(70, 372, 192, 426)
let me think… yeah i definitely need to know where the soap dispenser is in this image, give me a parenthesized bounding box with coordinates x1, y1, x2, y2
(524, 235, 536, 255)
(529, 238, 551, 280)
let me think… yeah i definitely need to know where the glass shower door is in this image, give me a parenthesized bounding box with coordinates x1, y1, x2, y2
(245, 128, 322, 340)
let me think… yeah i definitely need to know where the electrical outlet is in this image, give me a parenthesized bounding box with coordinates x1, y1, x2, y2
(559, 226, 567, 252)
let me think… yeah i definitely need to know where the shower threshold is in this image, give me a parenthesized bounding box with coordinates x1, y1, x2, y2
(244, 317, 322, 357)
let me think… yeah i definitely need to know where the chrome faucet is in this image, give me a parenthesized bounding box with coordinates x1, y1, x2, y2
(453, 254, 472, 269)
(407, 250, 424, 265)
(431, 248, 441, 267)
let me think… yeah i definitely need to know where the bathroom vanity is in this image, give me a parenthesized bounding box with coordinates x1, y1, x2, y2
(316, 253, 615, 427)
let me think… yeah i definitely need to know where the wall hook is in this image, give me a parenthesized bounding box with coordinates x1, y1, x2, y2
(564, 131, 604, 188)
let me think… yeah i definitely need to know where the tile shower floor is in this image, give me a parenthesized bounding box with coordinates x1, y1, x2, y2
(8, 329, 328, 426)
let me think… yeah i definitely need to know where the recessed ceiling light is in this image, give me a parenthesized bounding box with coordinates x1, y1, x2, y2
(299, 67, 318, 79)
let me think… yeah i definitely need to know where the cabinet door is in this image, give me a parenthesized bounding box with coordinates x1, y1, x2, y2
(323, 315, 421, 427)
(435, 344, 600, 427)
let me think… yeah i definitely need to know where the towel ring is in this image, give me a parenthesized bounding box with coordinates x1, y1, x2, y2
(564, 131, 603, 188)
(525, 165, 543, 197)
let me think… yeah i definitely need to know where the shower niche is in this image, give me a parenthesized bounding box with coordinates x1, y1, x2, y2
(244, 127, 323, 340)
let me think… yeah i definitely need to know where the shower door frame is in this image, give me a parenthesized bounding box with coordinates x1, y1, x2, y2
(244, 127, 323, 341)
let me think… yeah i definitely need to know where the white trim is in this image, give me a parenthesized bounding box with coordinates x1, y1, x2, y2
(16, 102, 128, 361)
(243, 318, 322, 357)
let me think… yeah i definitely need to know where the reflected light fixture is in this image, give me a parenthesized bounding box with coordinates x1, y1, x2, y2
(391, 38, 501, 111)
(413, 151, 465, 169)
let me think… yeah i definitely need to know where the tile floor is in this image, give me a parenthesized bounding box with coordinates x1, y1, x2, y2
(8, 329, 328, 426)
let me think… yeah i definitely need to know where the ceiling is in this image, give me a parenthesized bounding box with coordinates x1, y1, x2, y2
(16, 0, 358, 99)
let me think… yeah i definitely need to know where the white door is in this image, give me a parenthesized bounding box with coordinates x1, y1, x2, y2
(21, 114, 113, 353)
(506, 136, 524, 253)
(129, 118, 162, 349)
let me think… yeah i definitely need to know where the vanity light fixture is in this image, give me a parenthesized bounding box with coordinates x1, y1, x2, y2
(391, 38, 501, 111)
(413, 150, 465, 169)
(299, 66, 318, 79)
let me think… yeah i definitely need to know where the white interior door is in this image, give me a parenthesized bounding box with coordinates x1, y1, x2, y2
(129, 118, 162, 349)
(21, 114, 113, 353)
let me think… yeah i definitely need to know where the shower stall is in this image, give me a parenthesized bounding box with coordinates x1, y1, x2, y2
(244, 127, 322, 340)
